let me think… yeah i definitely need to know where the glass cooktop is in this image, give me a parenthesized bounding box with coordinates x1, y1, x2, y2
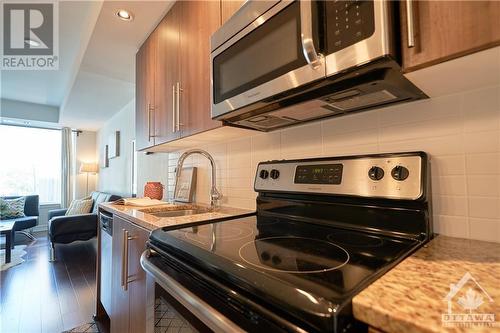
(149, 214, 420, 331)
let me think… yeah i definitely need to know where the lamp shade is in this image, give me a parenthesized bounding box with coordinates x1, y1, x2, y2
(80, 162, 98, 173)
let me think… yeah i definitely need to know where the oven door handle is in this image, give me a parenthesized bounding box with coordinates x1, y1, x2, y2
(140, 249, 245, 333)
(300, 0, 323, 69)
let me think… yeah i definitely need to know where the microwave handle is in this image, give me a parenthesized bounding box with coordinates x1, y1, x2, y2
(300, 0, 322, 69)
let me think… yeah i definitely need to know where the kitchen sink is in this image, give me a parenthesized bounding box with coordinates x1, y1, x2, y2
(145, 208, 211, 218)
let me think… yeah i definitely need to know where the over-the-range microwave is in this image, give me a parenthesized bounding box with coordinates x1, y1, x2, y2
(210, 0, 427, 131)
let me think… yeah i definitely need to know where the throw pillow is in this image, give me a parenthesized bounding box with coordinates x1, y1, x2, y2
(0, 197, 26, 219)
(65, 197, 93, 216)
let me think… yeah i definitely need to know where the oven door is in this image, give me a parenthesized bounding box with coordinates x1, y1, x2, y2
(141, 248, 303, 332)
(141, 249, 242, 332)
(211, 0, 326, 120)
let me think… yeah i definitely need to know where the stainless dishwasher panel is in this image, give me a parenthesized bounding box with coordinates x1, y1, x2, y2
(99, 211, 113, 314)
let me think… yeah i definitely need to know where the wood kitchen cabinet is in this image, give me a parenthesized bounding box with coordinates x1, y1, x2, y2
(110, 215, 150, 333)
(135, 1, 222, 150)
(221, 0, 246, 24)
(136, 31, 157, 151)
(154, 4, 182, 145)
(400, 1, 500, 72)
(179, 0, 222, 137)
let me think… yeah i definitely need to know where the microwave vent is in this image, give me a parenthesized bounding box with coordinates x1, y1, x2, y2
(326, 89, 397, 111)
(238, 115, 295, 129)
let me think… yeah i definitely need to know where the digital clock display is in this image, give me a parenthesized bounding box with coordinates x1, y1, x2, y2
(294, 164, 343, 185)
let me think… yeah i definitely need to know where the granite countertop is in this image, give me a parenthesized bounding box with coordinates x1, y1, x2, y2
(353, 235, 500, 333)
(99, 201, 254, 231)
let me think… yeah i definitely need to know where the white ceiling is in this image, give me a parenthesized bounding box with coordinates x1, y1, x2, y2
(1, 0, 173, 131)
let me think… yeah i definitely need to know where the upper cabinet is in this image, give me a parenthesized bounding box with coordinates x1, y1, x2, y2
(221, 0, 246, 24)
(179, 0, 221, 137)
(135, 31, 157, 151)
(400, 0, 500, 72)
(154, 4, 182, 146)
(136, 1, 222, 150)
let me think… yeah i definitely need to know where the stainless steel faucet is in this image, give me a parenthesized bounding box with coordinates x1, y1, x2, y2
(173, 149, 222, 208)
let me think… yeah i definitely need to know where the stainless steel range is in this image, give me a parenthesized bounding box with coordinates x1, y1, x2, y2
(141, 151, 432, 332)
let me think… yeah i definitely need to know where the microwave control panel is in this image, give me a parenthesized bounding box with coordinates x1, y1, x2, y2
(325, 0, 375, 53)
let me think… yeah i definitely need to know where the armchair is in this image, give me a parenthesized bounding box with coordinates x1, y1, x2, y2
(48, 191, 120, 261)
(0, 195, 39, 245)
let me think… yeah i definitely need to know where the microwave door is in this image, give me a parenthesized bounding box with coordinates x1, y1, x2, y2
(211, 0, 326, 120)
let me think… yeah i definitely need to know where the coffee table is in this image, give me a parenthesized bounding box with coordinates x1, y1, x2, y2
(1, 221, 15, 264)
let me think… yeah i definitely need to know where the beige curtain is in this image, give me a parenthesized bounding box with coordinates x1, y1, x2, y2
(61, 127, 73, 207)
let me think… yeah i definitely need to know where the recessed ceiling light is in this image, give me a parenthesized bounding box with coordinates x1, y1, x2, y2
(24, 39, 40, 47)
(116, 9, 133, 21)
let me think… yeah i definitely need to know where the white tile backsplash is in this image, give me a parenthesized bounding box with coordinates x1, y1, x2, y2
(156, 84, 500, 243)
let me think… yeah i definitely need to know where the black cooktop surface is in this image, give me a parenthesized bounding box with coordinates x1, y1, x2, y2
(150, 213, 421, 331)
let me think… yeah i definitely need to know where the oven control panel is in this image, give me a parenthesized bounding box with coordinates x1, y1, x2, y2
(294, 164, 343, 185)
(254, 153, 426, 200)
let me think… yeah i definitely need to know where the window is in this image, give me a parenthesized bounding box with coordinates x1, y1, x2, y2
(0, 125, 62, 204)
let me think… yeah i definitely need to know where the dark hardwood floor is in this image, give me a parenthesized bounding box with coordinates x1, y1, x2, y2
(1, 232, 97, 333)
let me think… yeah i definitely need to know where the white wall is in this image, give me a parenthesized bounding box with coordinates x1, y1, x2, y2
(137, 152, 169, 198)
(95, 99, 170, 197)
(162, 84, 500, 243)
(96, 100, 135, 196)
(75, 131, 97, 199)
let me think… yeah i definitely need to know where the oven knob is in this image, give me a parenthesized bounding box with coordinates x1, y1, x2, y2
(391, 165, 409, 181)
(259, 169, 269, 179)
(270, 169, 280, 180)
(368, 166, 384, 181)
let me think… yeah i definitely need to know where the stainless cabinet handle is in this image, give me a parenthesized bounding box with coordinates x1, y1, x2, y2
(300, 0, 323, 69)
(172, 85, 176, 133)
(147, 103, 155, 141)
(406, 0, 415, 48)
(175, 82, 181, 132)
(147, 103, 152, 141)
(121, 229, 128, 289)
(121, 229, 137, 291)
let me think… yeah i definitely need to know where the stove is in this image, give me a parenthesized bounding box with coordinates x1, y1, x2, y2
(141, 152, 432, 333)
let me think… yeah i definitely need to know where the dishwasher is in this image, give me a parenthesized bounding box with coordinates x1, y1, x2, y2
(99, 211, 113, 315)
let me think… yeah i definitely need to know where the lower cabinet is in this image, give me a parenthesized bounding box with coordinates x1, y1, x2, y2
(110, 215, 150, 333)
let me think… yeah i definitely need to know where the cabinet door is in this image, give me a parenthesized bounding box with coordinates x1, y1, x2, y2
(126, 221, 150, 333)
(154, 5, 182, 145)
(110, 217, 129, 333)
(221, 0, 246, 24)
(400, 1, 500, 72)
(135, 32, 158, 151)
(179, 1, 222, 138)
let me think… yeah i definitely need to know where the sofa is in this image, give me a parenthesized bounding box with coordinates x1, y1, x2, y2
(0, 195, 39, 246)
(48, 191, 121, 260)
